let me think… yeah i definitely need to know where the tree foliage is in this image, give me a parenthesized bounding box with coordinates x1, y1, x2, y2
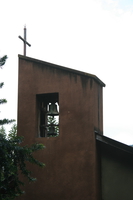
(0, 125, 45, 200)
(0, 55, 15, 125)
(0, 55, 7, 68)
(47, 116, 59, 135)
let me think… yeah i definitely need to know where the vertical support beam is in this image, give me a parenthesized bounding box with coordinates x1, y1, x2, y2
(18, 26, 31, 56)
(24, 26, 26, 56)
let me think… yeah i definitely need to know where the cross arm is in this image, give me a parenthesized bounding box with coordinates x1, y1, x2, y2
(18, 36, 31, 47)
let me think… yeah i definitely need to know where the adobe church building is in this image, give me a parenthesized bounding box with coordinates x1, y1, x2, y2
(17, 55, 133, 200)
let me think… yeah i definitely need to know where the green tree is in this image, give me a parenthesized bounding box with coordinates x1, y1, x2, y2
(0, 55, 45, 200)
(0, 55, 15, 125)
(47, 116, 59, 135)
(0, 124, 45, 200)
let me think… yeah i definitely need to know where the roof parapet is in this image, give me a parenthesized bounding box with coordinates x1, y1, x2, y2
(18, 54, 106, 87)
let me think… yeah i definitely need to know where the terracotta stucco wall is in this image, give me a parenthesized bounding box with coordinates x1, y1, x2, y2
(17, 56, 104, 200)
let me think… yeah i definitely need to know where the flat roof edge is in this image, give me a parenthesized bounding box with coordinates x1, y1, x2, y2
(18, 55, 106, 87)
(96, 133, 133, 155)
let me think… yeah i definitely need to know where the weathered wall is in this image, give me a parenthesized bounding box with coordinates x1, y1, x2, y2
(101, 148, 133, 200)
(17, 55, 104, 200)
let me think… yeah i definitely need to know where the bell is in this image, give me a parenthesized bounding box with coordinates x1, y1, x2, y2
(47, 126, 57, 136)
(48, 103, 59, 116)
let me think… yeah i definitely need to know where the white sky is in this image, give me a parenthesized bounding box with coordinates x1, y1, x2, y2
(0, 0, 133, 144)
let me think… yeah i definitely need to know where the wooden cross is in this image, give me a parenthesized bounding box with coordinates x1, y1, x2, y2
(18, 26, 31, 56)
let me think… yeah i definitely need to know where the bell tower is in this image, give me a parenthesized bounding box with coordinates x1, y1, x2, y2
(18, 55, 105, 200)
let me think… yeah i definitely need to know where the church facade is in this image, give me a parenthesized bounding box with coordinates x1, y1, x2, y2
(17, 55, 133, 200)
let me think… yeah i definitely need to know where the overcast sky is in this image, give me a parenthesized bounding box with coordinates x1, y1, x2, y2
(1, 0, 133, 144)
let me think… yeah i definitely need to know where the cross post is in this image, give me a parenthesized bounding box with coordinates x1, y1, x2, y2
(18, 26, 31, 56)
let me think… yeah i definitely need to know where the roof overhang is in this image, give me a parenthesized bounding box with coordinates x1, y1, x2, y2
(96, 133, 133, 157)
